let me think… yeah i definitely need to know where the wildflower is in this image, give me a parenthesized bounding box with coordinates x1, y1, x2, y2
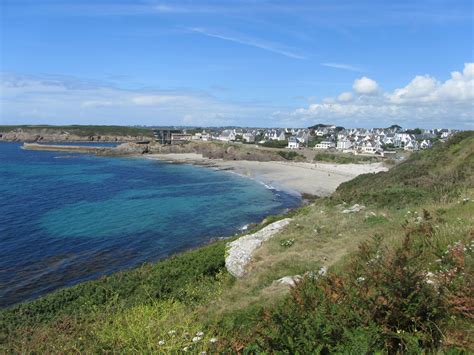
(209, 337, 218, 343)
(192, 336, 202, 342)
(158, 340, 165, 346)
(196, 331, 204, 337)
(357, 276, 365, 282)
(318, 266, 327, 276)
(183, 346, 189, 351)
(201, 352, 207, 355)
(168, 330, 176, 336)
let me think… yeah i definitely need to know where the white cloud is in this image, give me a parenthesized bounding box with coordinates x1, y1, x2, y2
(386, 75, 438, 103)
(275, 63, 474, 129)
(387, 64, 474, 104)
(188, 28, 306, 60)
(337, 92, 353, 102)
(321, 63, 362, 72)
(353, 76, 379, 95)
(0, 74, 270, 126)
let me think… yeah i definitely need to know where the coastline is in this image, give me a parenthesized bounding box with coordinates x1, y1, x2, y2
(144, 153, 389, 197)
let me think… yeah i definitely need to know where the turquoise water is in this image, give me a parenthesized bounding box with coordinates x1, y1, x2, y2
(0, 142, 300, 307)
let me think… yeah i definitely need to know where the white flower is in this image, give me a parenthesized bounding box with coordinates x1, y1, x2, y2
(183, 346, 189, 351)
(357, 276, 365, 282)
(168, 330, 176, 336)
(209, 337, 218, 343)
(196, 331, 204, 337)
(192, 336, 202, 342)
(158, 340, 165, 346)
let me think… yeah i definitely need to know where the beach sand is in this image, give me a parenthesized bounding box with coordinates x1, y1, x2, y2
(146, 153, 388, 196)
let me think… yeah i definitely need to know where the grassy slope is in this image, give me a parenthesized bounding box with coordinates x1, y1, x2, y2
(333, 131, 474, 207)
(0, 125, 154, 137)
(1, 132, 473, 353)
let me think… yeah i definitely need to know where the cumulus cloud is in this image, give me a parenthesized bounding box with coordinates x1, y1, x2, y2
(337, 92, 353, 102)
(276, 63, 474, 129)
(353, 76, 379, 95)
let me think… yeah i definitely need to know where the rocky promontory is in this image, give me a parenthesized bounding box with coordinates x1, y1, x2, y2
(0, 126, 153, 143)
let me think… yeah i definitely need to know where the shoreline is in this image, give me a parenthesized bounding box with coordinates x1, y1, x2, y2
(144, 153, 389, 197)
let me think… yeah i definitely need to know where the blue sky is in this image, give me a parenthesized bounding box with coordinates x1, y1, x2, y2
(1, 0, 473, 128)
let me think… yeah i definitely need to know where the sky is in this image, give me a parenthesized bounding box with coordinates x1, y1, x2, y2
(0, 0, 473, 129)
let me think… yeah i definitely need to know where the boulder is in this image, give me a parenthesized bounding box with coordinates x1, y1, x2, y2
(225, 218, 292, 278)
(342, 204, 366, 214)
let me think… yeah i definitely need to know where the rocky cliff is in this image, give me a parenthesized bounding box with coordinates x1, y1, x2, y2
(0, 127, 152, 143)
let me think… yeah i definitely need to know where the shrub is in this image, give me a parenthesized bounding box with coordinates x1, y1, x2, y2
(251, 210, 472, 353)
(278, 151, 304, 160)
(261, 140, 289, 148)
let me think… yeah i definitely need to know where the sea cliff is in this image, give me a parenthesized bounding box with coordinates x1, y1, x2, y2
(0, 125, 153, 143)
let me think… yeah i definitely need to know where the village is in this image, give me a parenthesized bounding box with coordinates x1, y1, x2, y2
(152, 124, 458, 156)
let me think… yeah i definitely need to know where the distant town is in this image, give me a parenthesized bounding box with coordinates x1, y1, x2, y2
(150, 124, 459, 156)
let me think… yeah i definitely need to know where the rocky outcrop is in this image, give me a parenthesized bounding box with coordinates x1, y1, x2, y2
(153, 142, 286, 162)
(225, 218, 292, 278)
(341, 204, 366, 214)
(0, 128, 151, 143)
(23, 142, 151, 156)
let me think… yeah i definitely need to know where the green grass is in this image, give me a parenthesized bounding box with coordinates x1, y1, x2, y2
(278, 150, 305, 160)
(260, 140, 289, 148)
(314, 151, 382, 164)
(1, 132, 473, 353)
(333, 131, 474, 207)
(0, 125, 154, 137)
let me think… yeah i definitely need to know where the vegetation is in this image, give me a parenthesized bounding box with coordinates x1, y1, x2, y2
(333, 131, 474, 207)
(260, 139, 288, 148)
(278, 150, 305, 161)
(314, 151, 382, 164)
(1, 132, 472, 353)
(0, 125, 154, 137)
(406, 127, 423, 135)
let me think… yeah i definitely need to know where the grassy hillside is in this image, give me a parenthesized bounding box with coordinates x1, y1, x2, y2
(0, 125, 154, 137)
(333, 131, 474, 207)
(1, 132, 472, 353)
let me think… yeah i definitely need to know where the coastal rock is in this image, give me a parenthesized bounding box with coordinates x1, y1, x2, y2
(341, 204, 366, 214)
(0, 128, 151, 143)
(273, 275, 302, 287)
(225, 218, 292, 278)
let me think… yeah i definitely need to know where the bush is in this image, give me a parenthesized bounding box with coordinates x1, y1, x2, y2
(278, 151, 304, 160)
(0, 240, 227, 333)
(261, 140, 289, 148)
(251, 210, 473, 353)
(314, 152, 379, 164)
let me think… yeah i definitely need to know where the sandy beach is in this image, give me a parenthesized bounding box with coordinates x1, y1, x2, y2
(146, 153, 389, 196)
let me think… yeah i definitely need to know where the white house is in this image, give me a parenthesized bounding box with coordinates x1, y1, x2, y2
(218, 130, 236, 142)
(314, 140, 336, 150)
(287, 137, 300, 149)
(337, 138, 352, 150)
(243, 132, 255, 143)
(420, 139, 433, 149)
(404, 140, 419, 151)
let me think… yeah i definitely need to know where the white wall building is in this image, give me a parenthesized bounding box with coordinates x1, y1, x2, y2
(314, 141, 336, 150)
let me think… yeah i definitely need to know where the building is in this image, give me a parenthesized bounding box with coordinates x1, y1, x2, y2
(314, 140, 336, 149)
(287, 137, 300, 149)
(337, 138, 352, 150)
(243, 133, 255, 143)
(171, 133, 192, 144)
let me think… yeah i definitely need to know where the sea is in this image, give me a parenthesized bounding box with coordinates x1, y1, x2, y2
(0, 142, 300, 308)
